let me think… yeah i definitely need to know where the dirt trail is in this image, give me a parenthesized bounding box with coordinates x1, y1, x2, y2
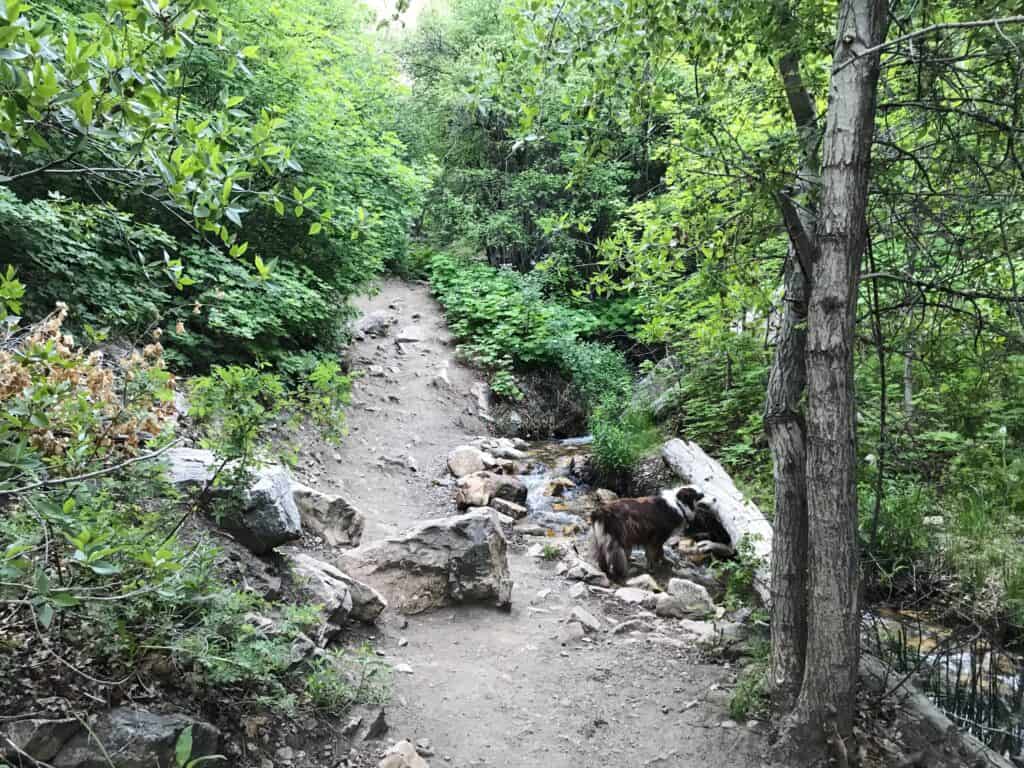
(301, 279, 767, 768)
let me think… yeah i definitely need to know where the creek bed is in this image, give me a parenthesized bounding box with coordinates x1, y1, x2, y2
(866, 608, 1024, 758)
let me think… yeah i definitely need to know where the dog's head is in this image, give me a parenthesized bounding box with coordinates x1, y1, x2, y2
(666, 485, 703, 522)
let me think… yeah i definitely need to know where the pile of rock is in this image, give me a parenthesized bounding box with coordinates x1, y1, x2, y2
(165, 447, 385, 641)
(165, 447, 365, 555)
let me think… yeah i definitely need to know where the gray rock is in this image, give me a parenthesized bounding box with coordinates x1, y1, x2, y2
(283, 551, 386, 630)
(570, 606, 603, 633)
(614, 587, 653, 606)
(490, 497, 527, 520)
(446, 446, 492, 478)
(2, 718, 80, 762)
(233, 467, 302, 554)
(338, 510, 513, 613)
(292, 483, 364, 548)
(52, 708, 218, 768)
(455, 471, 526, 509)
(568, 582, 587, 599)
(396, 325, 424, 343)
(653, 593, 689, 619)
(379, 740, 428, 768)
(666, 578, 715, 614)
(165, 448, 300, 554)
(356, 310, 396, 338)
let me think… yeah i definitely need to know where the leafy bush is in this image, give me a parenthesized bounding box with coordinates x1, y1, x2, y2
(0, 190, 345, 372)
(430, 251, 658, 472)
(304, 644, 392, 715)
(0, 308, 362, 721)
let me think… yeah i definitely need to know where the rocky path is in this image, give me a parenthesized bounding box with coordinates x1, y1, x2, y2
(299, 280, 767, 768)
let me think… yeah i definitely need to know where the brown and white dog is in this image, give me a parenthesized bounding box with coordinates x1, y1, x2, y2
(590, 486, 704, 581)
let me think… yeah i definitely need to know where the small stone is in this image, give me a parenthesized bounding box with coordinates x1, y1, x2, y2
(398, 637, 408, 647)
(415, 738, 434, 756)
(625, 574, 661, 592)
(720, 720, 738, 729)
(570, 606, 603, 633)
(568, 582, 587, 599)
(614, 587, 651, 605)
(364, 709, 389, 740)
(341, 717, 362, 738)
(395, 663, 414, 674)
(261, 759, 274, 768)
(275, 746, 295, 762)
(559, 622, 586, 645)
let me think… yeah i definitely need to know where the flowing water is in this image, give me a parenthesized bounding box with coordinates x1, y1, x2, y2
(867, 609, 1024, 758)
(517, 436, 594, 531)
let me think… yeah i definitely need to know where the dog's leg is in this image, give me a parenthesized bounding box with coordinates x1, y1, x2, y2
(609, 542, 629, 581)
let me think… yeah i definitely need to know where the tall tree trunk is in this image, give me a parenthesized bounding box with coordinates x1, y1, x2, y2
(793, 0, 888, 747)
(766, 51, 817, 711)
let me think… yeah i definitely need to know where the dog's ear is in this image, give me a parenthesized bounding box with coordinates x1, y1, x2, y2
(676, 485, 704, 506)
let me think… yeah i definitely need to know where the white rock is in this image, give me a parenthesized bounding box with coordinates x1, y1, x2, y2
(379, 739, 428, 768)
(614, 587, 652, 606)
(666, 578, 715, 613)
(570, 606, 603, 633)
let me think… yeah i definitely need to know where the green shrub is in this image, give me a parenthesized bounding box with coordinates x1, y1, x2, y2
(0, 190, 345, 372)
(304, 644, 392, 715)
(590, 402, 660, 475)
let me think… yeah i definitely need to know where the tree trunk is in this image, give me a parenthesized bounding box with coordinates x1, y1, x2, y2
(792, 0, 888, 747)
(766, 51, 817, 711)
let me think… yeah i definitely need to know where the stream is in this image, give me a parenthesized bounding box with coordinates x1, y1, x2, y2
(868, 609, 1024, 758)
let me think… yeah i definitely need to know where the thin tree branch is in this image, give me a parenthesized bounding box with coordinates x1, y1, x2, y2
(0, 439, 183, 497)
(834, 15, 1024, 74)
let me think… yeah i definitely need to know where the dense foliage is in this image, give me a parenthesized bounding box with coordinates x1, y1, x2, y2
(0, 0, 416, 741)
(407, 5, 1024, 741)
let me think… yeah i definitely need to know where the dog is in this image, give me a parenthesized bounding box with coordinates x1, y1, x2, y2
(590, 485, 704, 581)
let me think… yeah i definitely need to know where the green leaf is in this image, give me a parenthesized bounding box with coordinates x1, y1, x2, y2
(37, 602, 54, 629)
(308, 222, 322, 235)
(175, 726, 193, 768)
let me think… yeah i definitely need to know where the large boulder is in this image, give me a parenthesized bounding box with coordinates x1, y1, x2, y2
(338, 510, 513, 613)
(283, 552, 386, 639)
(165, 447, 301, 554)
(292, 483, 364, 547)
(51, 708, 218, 768)
(455, 471, 527, 509)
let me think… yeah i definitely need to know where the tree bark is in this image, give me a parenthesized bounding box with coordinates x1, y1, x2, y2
(766, 51, 818, 712)
(792, 0, 888, 746)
